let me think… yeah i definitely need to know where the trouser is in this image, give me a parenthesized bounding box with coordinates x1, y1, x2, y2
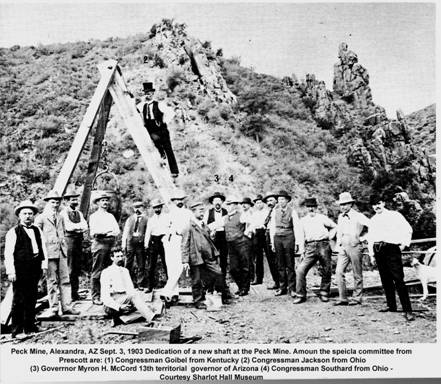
(213, 231, 228, 278)
(11, 260, 41, 335)
(161, 234, 183, 298)
(125, 241, 147, 288)
(228, 237, 251, 292)
(250, 228, 265, 282)
(65, 235, 82, 300)
(91, 238, 114, 301)
(265, 230, 279, 286)
(296, 240, 332, 298)
(104, 292, 154, 322)
(274, 233, 296, 293)
(335, 242, 363, 302)
(47, 257, 72, 313)
(146, 123, 179, 175)
(190, 261, 229, 304)
(146, 235, 167, 290)
(374, 242, 412, 312)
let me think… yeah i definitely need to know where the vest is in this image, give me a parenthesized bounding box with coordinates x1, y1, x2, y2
(65, 208, 83, 238)
(224, 212, 245, 242)
(142, 101, 164, 132)
(127, 215, 148, 245)
(14, 225, 44, 265)
(274, 206, 294, 236)
(207, 208, 228, 225)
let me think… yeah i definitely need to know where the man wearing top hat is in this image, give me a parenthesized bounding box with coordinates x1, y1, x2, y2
(60, 187, 88, 302)
(138, 81, 179, 177)
(293, 197, 336, 304)
(240, 197, 255, 280)
(203, 192, 229, 282)
(35, 190, 79, 317)
(144, 198, 169, 292)
(89, 191, 120, 305)
(262, 191, 280, 290)
(334, 192, 370, 306)
(182, 202, 233, 308)
(4, 201, 48, 337)
(268, 190, 304, 297)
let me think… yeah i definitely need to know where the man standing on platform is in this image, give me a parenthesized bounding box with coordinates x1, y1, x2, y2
(89, 191, 120, 305)
(122, 201, 148, 290)
(269, 190, 303, 298)
(144, 198, 169, 292)
(334, 192, 370, 306)
(61, 188, 88, 302)
(367, 195, 414, 321)
(36, 190, 79, 317)
(5, 201, 48, 338)
(262, 191, 280, 290)
(293, 197, 336, 304)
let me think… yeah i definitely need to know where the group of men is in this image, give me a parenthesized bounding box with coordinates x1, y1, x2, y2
(4, 186, 415, 338)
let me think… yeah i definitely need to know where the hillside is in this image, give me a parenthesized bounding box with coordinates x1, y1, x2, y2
(0, 19, 436, 238)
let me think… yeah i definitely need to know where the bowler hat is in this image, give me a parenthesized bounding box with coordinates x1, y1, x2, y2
(208, 191, 226, 204)
(337, 192, 355, 205)
(241, 197, 254, 207)
(14, 200, 39, 216)
(151, 198, 164, 208)
(253, 194, 264, 203)
(277, 190, 291, 202)
(143, 82, 155, 93)
(92, 191, 111, 205)
(171, 189, 187, 200)
(369, 194, 383, 206)
(133, 201, 144, 208)
(44, 190, 62, 201)
(263, 191, 278, 202)
(63, 186, 81, 199)
(304, 197, 318, 207)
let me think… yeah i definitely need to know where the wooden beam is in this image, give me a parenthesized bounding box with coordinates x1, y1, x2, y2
(80, 91, 113, 219)
(106, 67, 177, 205)
(52, 60, 118, 195)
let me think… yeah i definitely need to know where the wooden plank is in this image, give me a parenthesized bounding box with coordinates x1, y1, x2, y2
(137, 324, 181, 344)
(106, 68, 177, 205)
(80, 90, 113, 219)
(0, 286, 12, 327)
(410, 238, 436, 244)
(53, 60, 118, 195)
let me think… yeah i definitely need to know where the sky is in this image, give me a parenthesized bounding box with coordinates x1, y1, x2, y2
(0, 1, 436, 116)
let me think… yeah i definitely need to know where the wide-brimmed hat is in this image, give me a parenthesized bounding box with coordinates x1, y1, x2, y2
(43, 190, 62, 201)
(171, 189, 187, 200)
(63, 186, 80, 199)
(208, 191, 226, 204)
(133, 201, 145, 208)
(253, 194, 264, 203)
(369, 194, 384, 206)
(277, 190, 291, 202)
(263, 191, 278, 202)
(92, 191, 111, 204)
(189, 201, 204, 210)
(337, 192, 355, 205)
(14, 200, 39, 216)
(225, 196, 241, 205)
(304, 197, 318, 207)
(151, 198, 164, 208)
(143, 82, 155, 93)
(241, 197, 254, 207)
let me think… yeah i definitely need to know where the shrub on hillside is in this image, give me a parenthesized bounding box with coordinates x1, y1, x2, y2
(166, 67, 185, 92)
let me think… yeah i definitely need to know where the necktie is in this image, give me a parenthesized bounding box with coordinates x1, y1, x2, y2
(147, 102, 152, 120)
(72, 210, 79, 221)
(264, 208, 273, 228)
(134, 216, 140, 233)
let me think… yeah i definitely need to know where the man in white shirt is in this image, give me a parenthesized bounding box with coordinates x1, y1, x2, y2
(122, 201, 148, 289)
(138, 81, 179, 177)
(368, 195, 414, 321)
(89, 191, 120, 305)
(5, 201, 48, 337)
(334, 192, 370, 306)
(144, 198, 169, 292)
(61, 188, 88, 301)
(293, 197, 336, 304)
(268, 190, 304, 298)
(101, 248, 154, 326)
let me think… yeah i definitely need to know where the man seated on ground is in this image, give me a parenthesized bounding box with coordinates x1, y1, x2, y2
(100, 248, 155, 326)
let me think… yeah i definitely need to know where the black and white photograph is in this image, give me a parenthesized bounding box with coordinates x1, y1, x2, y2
(0, 0, 438, 381)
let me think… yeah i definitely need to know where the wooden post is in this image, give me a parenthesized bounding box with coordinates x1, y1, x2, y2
(105, 66, 177, 205)
(79, 91, 113, 218)
(52, 60, 118, 196)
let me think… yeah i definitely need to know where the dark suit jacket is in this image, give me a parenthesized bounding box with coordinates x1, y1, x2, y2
(181, 220, 220, 266)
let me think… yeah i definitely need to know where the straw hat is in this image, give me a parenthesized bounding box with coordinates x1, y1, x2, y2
(14, 200, 39, 216)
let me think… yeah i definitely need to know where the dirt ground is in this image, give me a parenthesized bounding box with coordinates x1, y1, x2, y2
(4, 264, 436, 345)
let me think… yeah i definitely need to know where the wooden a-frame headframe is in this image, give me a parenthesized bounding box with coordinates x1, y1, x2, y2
(52, 60, 177, 217)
